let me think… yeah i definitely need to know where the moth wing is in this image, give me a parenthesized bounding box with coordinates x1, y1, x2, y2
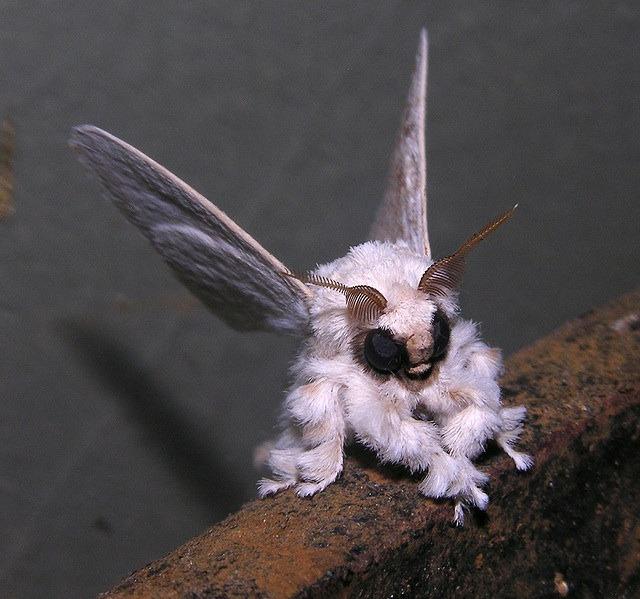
(70, 125, 311, 335)
(370, 29, 430, 258)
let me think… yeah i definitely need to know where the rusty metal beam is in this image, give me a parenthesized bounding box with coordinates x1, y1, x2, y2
(101, 290, 640, 598)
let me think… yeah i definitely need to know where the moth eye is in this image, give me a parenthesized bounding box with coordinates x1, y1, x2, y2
(364, 328, 405, 374)
(431, 310, 451, 361)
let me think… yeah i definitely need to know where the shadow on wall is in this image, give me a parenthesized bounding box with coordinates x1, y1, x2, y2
(58, 318, 246, 517)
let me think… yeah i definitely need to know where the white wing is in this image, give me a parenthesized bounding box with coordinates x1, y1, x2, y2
(370, 29, 430, 258)
(70, 125, 311, 335)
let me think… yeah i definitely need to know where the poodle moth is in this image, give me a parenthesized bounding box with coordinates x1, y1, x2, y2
(70, 30, 531, 525)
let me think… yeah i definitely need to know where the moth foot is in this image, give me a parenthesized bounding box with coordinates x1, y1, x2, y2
(420, 456, 489, 525)
(451, 488, 487, 527)
(295, 476, 336, 497)
(498, 405, 532, 471)
(451, 460, 489, 511)
(257, 477, 295, 497)
(453, 501, 467, 526)
(451, 490, 488, 526)
(418, 452, 460, 498)
(420, 455, 488, 500)
(510, 450, 534, 471)
(498, 439, 534, 471)
(458, 484, 489, 511)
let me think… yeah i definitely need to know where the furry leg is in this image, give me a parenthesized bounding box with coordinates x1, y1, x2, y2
(257, 431, 300, 497)
(295, 435, 344, 496)
(260, 378, 346, 497)
(346, 388, 464, 498)
(497, 406, 533, 471)
(438, 405, 501, 517)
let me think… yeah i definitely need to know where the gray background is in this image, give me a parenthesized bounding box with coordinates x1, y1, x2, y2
(0, 2, 638, 597)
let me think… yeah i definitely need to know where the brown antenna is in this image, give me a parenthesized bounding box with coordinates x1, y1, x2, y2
(418, 205, 517, 297)
(284, 271, 387, 322)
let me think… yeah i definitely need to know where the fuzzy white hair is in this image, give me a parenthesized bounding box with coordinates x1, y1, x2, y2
(258, 241, 531, 525)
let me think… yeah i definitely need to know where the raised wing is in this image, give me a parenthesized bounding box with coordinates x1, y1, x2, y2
(370, 29, 430, 258)
(70, 126, 311, 335)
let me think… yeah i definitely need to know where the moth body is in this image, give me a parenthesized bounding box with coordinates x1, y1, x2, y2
(70, 29, 531, 524)
(259, 240, 530, 523)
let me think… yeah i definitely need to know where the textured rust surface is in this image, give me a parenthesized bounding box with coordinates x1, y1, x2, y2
(101, 291, 640, 599)
(0, 117, 14, 219)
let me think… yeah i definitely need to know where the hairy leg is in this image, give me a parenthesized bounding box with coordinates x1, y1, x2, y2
(258, 378, 346, 497)
(345, 384, 468, 502)
(438, 401, 531, 524)
(497, 406, 534, 471)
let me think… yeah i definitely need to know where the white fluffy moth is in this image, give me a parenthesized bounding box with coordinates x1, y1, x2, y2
(69, 30, 531, 525)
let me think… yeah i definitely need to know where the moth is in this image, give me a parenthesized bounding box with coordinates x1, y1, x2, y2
(70, 30, 531, 524)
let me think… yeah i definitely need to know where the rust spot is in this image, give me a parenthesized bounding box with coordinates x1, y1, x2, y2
(0, 117, 14, 219)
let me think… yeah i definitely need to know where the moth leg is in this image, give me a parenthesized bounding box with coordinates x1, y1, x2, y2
(438, 404, 501, 519)
(497, 406, 533, 471)
(291, 379, 346, 497)
(438, 404, 529, 524)
(259, 378, 346, 498)
(439, 404, 532, 525)
(462, 343, 532, 471)
(346, 390, 460, 497)
(359, 414, 471, 506)
(257, 429, 299, 497)
(294, 433, 345, 497)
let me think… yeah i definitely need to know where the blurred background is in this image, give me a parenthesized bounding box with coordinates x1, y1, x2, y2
(0, 2, 638, 597)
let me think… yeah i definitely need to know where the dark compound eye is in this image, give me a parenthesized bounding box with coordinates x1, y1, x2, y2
(364, 328, 405, 374)
(431, 310, 450, 361)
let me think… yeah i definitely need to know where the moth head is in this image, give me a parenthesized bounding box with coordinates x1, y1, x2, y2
(286, 270, 450, 382)
(285, 206, 513, 382)
(367, 297, 451, 381)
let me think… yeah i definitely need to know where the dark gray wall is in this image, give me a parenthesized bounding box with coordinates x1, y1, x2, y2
(0, 2, 638, 597)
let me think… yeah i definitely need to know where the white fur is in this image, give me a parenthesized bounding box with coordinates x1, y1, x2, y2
(260, 240, 531, 524)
